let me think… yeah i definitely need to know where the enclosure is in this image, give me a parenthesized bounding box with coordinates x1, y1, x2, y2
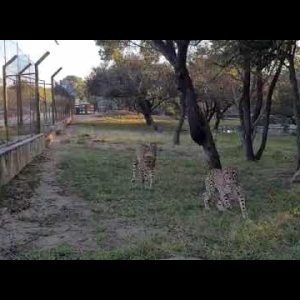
(1, 40, 300, 260)
(0, 40, 74, 186)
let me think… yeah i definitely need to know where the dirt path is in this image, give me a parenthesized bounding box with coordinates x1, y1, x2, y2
(0, 125, 99, 259)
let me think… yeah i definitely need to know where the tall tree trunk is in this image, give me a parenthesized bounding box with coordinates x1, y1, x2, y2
(137, 99, 158, 131)
(214, 101, 221, 132)
(288, 53, 300, 172)
(250, 67, 264, 144)
(173, 92, 186, 145)
(241, 55, 255, 160)
(255, 60, 283, 160)
(214, 113, 221, 131)
(237, 97, 245, 148)
(205, 98, 217, 122)
(214, 103, 233, 132)
(176, 66, 221, 169)
(143, 112, 157, 130)
(252, 67, 263, 125)
(151, 39, 221, 169)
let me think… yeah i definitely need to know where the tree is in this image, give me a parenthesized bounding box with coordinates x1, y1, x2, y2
(172, 92, 186, 145)
(284, 40, 300, 181)
(272, 70, 294, 119)
(61, 75, 86, 100)
(86, 53, 178, 130)
(95, 40, 222, 169)
(189, 55, 236, 131)
(151, 40, 221, 168)
(209, 40, 285, 161)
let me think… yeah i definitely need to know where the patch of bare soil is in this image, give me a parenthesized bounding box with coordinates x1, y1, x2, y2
(0, 125, 101, 259)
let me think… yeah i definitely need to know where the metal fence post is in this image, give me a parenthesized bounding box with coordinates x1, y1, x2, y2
(2, 55, 18, 141)
(43, 80, 47, 125)
(34, 51, 50, 134)
(51, 67, 62, 125)
(17, 63, 31, 132)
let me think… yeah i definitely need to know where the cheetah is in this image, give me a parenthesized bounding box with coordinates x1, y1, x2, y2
(202, 167, 248, 219)
(131, 142, 157, 189)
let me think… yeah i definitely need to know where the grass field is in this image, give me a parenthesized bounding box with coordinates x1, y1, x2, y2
(21, 114, 300, 259)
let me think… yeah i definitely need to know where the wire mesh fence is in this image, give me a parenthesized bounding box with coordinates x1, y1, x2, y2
(0, 40, 74, 147)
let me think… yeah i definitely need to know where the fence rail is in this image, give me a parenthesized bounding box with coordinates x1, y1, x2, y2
(0, 40, 74, 147)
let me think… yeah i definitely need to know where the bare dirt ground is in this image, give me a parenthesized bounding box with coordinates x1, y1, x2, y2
(0, 125, 100, 259)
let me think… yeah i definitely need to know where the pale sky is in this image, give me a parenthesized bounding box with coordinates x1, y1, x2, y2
(17, 40, 101, 83)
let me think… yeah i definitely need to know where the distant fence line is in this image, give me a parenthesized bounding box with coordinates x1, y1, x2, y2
(0, 40, 74, 147)
(218, 124, 297, 136)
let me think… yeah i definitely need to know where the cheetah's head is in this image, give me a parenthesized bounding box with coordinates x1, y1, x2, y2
(223, 167, 238, 183)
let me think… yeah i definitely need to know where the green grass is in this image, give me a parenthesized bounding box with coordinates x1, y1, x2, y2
(219, 118, 241, 126)
(25, 114, 300, 260)
(21, 238, 187, 260)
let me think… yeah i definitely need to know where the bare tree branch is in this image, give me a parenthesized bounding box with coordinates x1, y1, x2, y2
(151, 40, 177, 66)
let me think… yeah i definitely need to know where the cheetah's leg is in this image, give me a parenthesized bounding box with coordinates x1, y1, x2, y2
(236, 186, 248, 219)
(203, 191, 211, 210)
(203, 184, 214, 210)
(216, 199, 226, 211)
(222, 185, 232, 209)
(140, 168, 147, 188)
(148, 169, 154, 189)
(217, 189, 229, 212)
(202, 177, 213, 210)
(131, 159, 138, 186)
(203, 178, 214, 210)
(222, 194, 232, 209)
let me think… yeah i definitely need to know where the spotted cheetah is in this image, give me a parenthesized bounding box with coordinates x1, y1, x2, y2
(131, 143, 157, 189)
(202, 167, 248, 218)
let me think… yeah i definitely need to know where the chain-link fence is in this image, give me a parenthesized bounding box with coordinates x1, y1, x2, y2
(0, 40, 74, 147)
